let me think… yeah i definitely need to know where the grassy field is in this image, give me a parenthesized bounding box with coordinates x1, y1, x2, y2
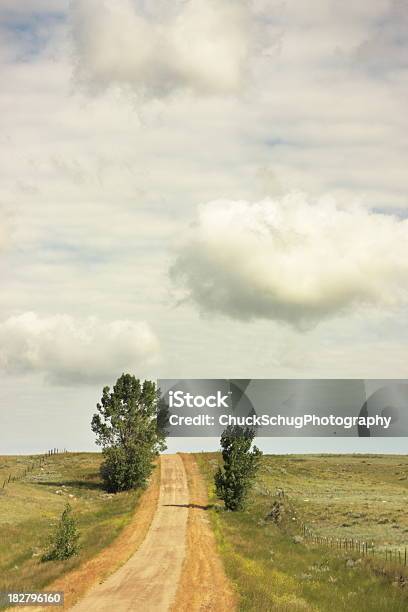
(0, 452, 143, 598)
(196, 453, 408, 612)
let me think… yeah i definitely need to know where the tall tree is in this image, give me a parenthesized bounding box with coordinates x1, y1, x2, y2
(92, 374, 166, 492)
(215, 425, 262, 511)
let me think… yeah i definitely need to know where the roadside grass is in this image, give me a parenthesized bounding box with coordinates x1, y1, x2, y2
(0, 453, 144, 598)
(196, 453, 408, 612)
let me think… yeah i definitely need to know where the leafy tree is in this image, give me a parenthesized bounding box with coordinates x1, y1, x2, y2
(42, 503, 79, 561)
(91, 374, 167, 492)
(215, 425, 262, 511)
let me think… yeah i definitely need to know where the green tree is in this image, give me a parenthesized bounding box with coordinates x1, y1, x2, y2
(215, 425, 262, 511)
(42, 503, 79, 561)
(91, 374, 166, 492)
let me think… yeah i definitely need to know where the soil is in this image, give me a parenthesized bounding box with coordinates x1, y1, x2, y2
(172, 453, 237, 611)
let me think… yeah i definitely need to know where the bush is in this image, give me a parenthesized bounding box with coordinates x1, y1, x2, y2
(42, 503, 80, 561)
(215, 425, 262, 511)
(100, 443, 154, 492)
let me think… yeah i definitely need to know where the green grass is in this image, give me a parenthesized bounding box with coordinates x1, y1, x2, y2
(0, 453, 143, 598)
(196, 453, 408, 612)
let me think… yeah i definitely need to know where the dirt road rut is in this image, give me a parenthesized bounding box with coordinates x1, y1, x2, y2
(72, 454, 188, 612)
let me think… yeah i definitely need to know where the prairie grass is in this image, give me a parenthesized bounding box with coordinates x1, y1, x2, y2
(0, 452, 143, 599)
(196, 453, 408, 612)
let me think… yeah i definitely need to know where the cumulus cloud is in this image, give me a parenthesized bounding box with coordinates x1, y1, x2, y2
(70, 0, 251, 97)
(171, 194, 408, 327)
(2, 0, 408, 393)
(0, 312, 160, 384)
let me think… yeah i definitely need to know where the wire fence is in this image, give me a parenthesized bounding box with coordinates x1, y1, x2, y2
(300, 522, 407, 569)
(1, 448, 68, 489)
(271, 488, 407, 572)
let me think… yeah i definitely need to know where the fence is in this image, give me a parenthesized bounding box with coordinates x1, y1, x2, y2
(1, 448, 68, 489)
(300, 522, 407, 568)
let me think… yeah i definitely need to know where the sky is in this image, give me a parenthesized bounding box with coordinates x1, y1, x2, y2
(0, 0, 407, 454)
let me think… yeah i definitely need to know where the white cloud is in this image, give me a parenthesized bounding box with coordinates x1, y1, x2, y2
(1, 0, 408, 394)
(171, 193, 408, 326)
(70, 0, 252, 97)
(0, 312, 160, 384)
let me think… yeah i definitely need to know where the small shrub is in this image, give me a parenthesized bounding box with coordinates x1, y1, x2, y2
(42, 503, 80, 561)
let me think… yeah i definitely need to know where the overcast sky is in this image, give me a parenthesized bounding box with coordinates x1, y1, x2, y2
(0, 0, 407, 454)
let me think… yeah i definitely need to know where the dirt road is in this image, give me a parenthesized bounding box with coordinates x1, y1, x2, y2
(72, 454, 189, 612)
(173, 454, 237, 611)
